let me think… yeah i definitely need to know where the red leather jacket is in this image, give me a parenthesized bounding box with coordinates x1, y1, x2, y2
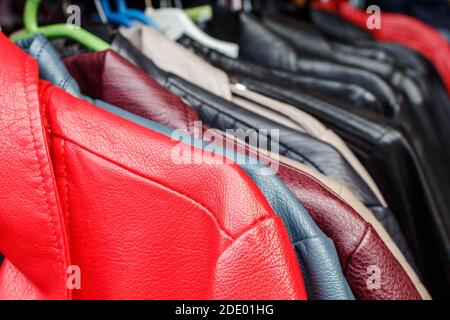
(0, 33, 307, 300)
(63, 49, 422, 300)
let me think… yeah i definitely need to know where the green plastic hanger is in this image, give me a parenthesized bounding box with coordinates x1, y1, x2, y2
(185, 5, 213, 24)
(10, 0, 110, 51)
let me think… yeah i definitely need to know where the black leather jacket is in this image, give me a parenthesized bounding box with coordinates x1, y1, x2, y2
(226, 73, 450, 298)
(177, 17, 450, 297)
(110, 33, 421, 283)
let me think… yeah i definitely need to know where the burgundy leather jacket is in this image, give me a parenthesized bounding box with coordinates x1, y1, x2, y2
(63, 49, 422, 300)
(0, 33, 307, 300)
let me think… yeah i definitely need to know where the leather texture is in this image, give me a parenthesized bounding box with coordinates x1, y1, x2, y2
(119, 25, 386, 205)
(228, 85, 383, 204)
(163, 127, 355, 301)
(119, 26, 232, 100)
(342, 41, 429, 77)
(237, 13, 401, 116)
(239, 11, 447, 147)
(179, 26, 450, 294)
(160, 126, 356, 301)
(237, 141, 428, 299)
(174, 38, 427, 275)
(239, 143, 424, 300)
(180, 29, 450, 168)
(178, 74, 419, 279)
(66, 47, 377, 222)
(0, 32, 307, 300)
(309, 7, 373, 44)
(309, 7, 450, 173)
(174, 35, 389, 204)
(259, 13, 402, 85)
(274, 151, 430, 299)
(152, 74, 377, 209)
(18, 36, 83, 98)
(68, 37, 425, 299)
(241, 7, 450, 298)
(313, 0, 450, 96)
(108, 35, 387, 214)
(257, 12, 437, 122)
(307, 7, 450, 174)
(229, 74, 450, 298)
(308, 13, 433, 109)
(176, 17, 450, 297)
(178, 34, 384, 117)
(141, 68, 419, 277)
(20, 34, 352, 300)
(174, 127, 423, 299)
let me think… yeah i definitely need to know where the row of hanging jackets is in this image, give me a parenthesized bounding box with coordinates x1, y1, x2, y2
(0, 0, 449, 300)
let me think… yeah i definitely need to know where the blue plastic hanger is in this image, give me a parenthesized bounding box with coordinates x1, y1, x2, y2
(99, 0, 160, 29)
(116, 0, 160, 30)
(99, 0, 134, 28)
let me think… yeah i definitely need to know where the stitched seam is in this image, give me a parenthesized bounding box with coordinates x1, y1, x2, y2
(41, 85, 49, 130)
(55, 124, 255, 296)
(58, 74, 72, 90)
(344, 224, 369, 274)
(61, 140, 71, 242)
(214, 216, 280, 296)
(24, 58, 65, 297)
(218, 216, 275, 256)
(34, 40, 50, 61)
(209, 109, 222, 128)
(186, 104, 194, 132)
(51, 133, 237, 241)
(181, 94, 193, 131)
(188, 107, 195, 132)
